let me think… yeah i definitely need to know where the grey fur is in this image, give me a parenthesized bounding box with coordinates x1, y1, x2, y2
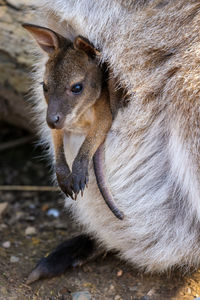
(29, 0, 200, 272)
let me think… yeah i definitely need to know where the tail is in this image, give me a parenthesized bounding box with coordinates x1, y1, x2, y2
(93, 143, 124, 220)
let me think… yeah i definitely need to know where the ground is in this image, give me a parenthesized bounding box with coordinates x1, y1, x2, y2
(1, 122, 200, 300)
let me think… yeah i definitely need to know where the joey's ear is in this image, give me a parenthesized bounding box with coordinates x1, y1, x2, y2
(73, 36, 101, 58)
(22, 23, 62, 55)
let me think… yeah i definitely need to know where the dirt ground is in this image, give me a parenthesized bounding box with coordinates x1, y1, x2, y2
(1, 122, 200, 300)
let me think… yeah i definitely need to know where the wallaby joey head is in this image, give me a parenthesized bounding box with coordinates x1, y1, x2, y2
(23, 24, 102, 131)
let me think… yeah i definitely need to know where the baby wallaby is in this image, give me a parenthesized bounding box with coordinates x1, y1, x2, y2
(23, 24, 124, 220)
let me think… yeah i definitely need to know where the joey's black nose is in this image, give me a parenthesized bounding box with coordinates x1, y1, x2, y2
(46, 114, 63, 129)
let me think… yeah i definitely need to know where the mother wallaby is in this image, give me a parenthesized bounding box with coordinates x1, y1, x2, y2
(26, 0, 200, 282)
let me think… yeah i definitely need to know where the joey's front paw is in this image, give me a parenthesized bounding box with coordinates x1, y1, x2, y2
(71, 161, 89, 197)
(56, 170, 74, 199)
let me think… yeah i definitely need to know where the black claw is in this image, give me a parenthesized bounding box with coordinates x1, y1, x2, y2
(63, 188, 73, 199)
(68, 187, 74, 199)
(71, 158, 89, 196)
(80, 178, 85, 192)
(69, 193, 74, 200)
(73, 178, 80, 195)
(59, 173, 79, 200)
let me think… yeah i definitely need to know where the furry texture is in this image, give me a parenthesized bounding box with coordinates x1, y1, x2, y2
(30, 0, 200, 272)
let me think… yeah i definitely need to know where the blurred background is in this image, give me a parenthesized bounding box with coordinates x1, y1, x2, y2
(0, 1, 200, 299)
(0, 0, 34, 130)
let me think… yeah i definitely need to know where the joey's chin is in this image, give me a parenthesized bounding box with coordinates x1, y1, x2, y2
(55, 122, 65, 130)
(51, 119, 66, 130)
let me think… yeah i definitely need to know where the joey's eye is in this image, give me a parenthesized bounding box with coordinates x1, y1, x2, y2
(41, 82, 48, 93)
(71, 83, 83, 94)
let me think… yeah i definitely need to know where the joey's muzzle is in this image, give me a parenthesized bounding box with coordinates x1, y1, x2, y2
(46, 111, 65, 129)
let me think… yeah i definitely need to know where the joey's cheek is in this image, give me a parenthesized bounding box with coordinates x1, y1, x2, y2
(60, 100, 73, 117)
(90, 81, 97, 89)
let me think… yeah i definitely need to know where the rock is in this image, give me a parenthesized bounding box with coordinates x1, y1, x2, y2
(42, 204, 49, 212)
(59, 287, 69, 295)
(0, 202, 8, 218)
(10, 256, 19, 263)
(8, 211, 24, 225)
(29, 204, 36, 209)
(25, 226, 36, 236)
(15, 211, 24, 219)
(114, 295, 122, 300)
(2, 241, 11, 248)
(71, 291, 92, 300)
(0, 287, 8, 296)
(25, 216, 35, 222)
(0, 223, 7, 231)
(146, 288, 156, 297)
(47, 208, 60, 218)
(108, 284, 115, 295)
(117, 269, 123, 277)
